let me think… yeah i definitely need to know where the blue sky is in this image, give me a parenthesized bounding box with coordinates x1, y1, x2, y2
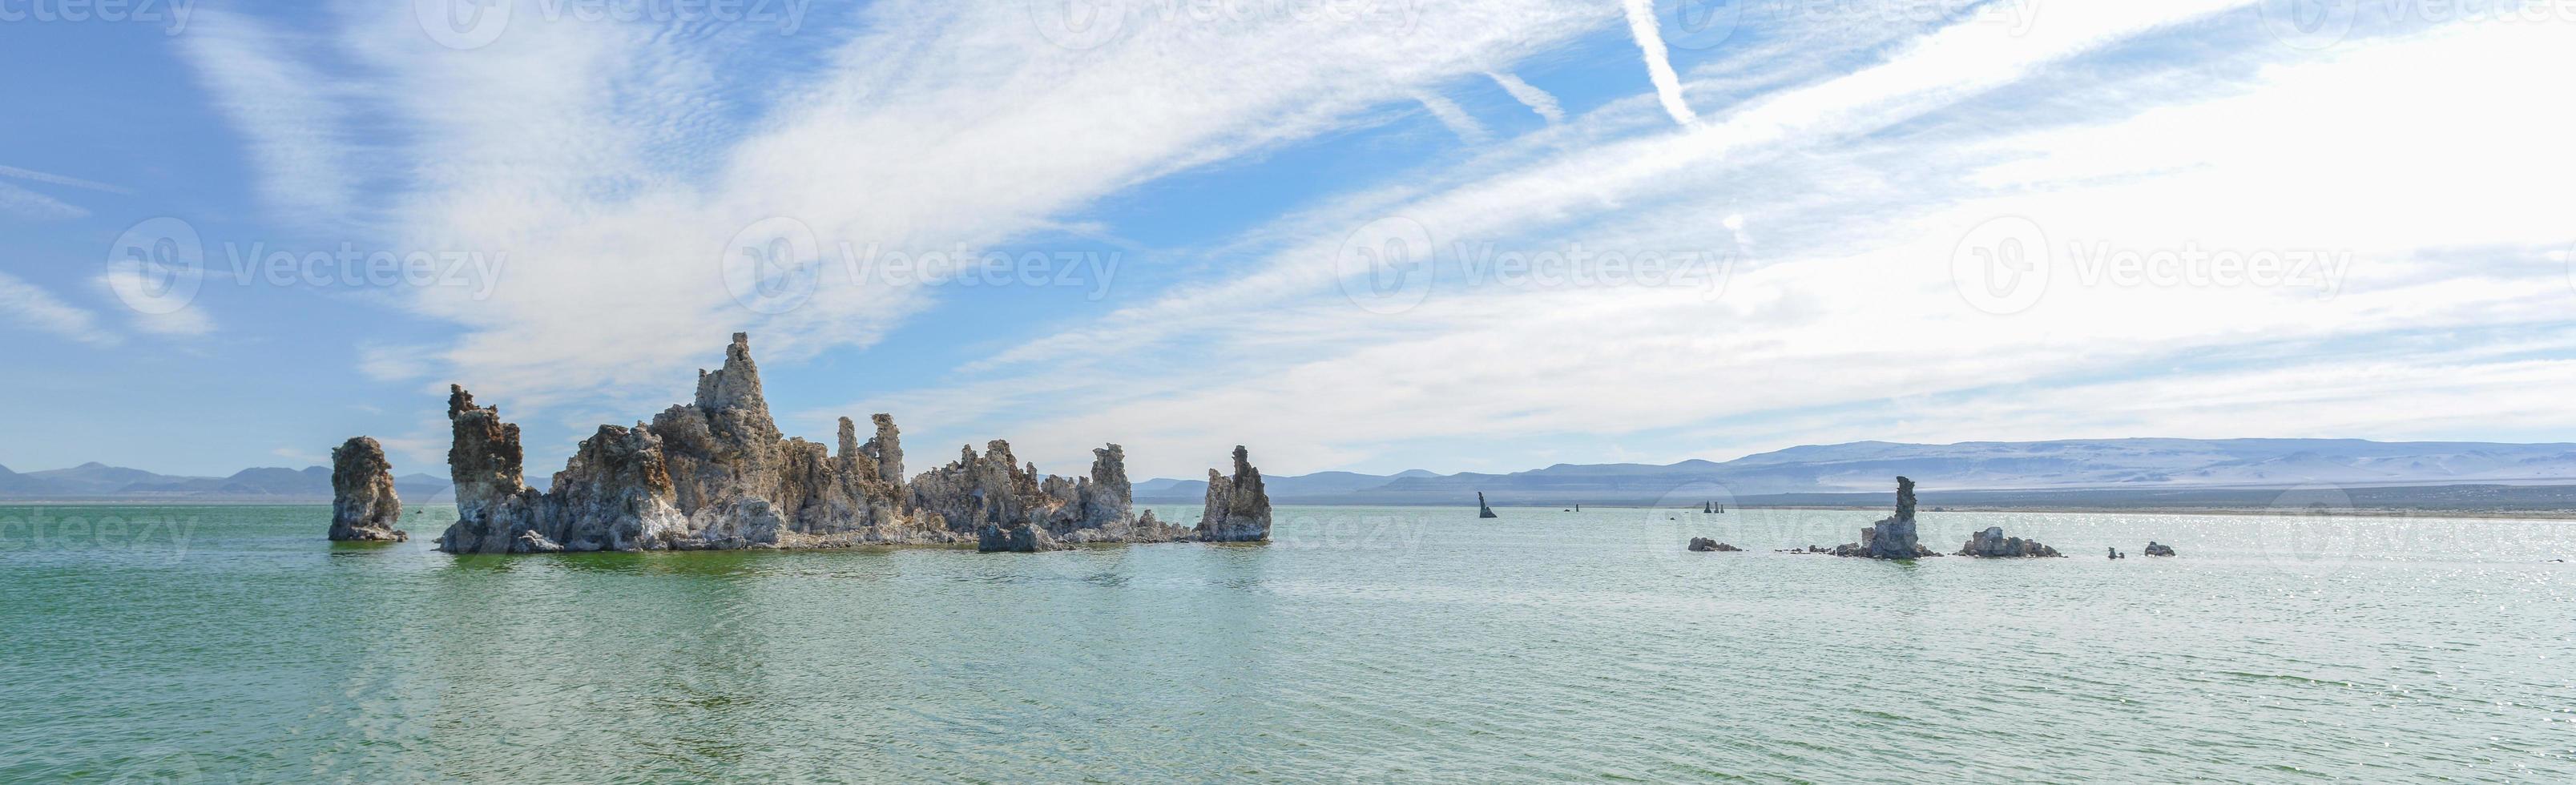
(2, 1, 2572, 481)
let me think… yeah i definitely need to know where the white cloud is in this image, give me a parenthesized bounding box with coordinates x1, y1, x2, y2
(180, 1, 1621, 421)
(99, 260, 216, 336)
(1485, 70, 1564, 123)
(0, 271, 116, 345)
(178, 10, 362, 225)
(1413, 91, 1490, 142)
(0, 182, 87, 222)
(842, 6, 2576, 478)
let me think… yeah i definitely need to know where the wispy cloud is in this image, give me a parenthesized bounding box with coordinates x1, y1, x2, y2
(179, 10, 362, 224)
(1414, 91, 1490, 142)
(0, 163, 132, 194)
(0, 182, 88, 222)
(180, 2, 1620, 418)
(0, 271, 116, 346)
(1485, 70, 1564, 123)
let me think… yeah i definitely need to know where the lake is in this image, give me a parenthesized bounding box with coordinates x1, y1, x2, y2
(2, 504, 2569, 781)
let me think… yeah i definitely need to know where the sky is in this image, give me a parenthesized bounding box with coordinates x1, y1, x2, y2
(2, 0, 2573, 481)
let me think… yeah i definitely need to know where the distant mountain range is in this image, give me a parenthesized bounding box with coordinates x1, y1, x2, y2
(1133, 438, 2576, 505)
(15, 438, 2576, 506)
(0, 461, 452, 502)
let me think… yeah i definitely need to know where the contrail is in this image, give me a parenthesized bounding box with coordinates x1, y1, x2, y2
(1485, 70, 1564, 123)
(1620, 0, 1697, 126)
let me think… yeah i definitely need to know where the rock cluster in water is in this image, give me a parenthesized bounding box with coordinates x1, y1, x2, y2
(1687, 537, 1741, 552)
(1477, 492, 1498, 518)
(2143, 541, 2177, 557)
(1831, 476, 1937, 558)
(435, 334, 1256, 554)
(327, 436, 407, 541)
(1957, 526, 2063, 558)
(1196, 445, 1272, 542)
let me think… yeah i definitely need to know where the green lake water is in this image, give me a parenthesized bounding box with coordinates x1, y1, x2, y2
(2, 504, 2570, 782)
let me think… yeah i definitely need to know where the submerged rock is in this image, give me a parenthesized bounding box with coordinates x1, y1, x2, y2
(1831, 477, 1937, 559)
(1687, 537, 1741, 552)
(1956, 525, 2064, 558)
(2143, 541, 2177, 557)
(436, 333, 1195, 554)
(327, 437, 406, 542)
(1196, 445, 1272, 542)
(1477, 492, 1498, 518)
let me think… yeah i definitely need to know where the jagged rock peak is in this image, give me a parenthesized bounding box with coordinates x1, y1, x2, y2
(863, 413, 903, 485)
(692, 332, 768, 417)
(328, 436, 406, 542)
(1198, 445, 1272, 542)
(1477, 491, 1498, 518)
(1895, 475, 1917, 521)
(446, 383, 478, 419)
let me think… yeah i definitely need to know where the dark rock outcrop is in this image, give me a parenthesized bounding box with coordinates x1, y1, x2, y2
(1196, 446, 1271, 542)
(437, 333, 1202, 554)
(1831, 476, 1937, 558)
(327, 437, 406, 541)
(1477, 492, 1498, 518)
(1957, 525, 2064, 558)
(1687, 537, 1740, 552)
(2143, 541, 2177, 557)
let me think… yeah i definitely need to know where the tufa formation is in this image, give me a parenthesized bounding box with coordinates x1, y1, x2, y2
(435, 333, 1241, 554)
(1957, 526, 2064, 558)
(327, 436, 407, 541)
(1832, 476, 1937, 558)
(1196, 445, 1272, 542)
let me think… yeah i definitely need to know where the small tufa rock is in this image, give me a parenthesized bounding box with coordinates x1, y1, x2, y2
(2143, 541, 2177, 557)
(1956, 525, 2064, 558)
(327, 437, 407, 542)
(1830, 477, 1937, 558)
(1687, 537, 1741, 552)
(1196, 445, 1272, 542)
(1477, 492, 1498, 518)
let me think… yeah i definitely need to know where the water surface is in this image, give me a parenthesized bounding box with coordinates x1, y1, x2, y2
(2, 504, 2570, 782)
